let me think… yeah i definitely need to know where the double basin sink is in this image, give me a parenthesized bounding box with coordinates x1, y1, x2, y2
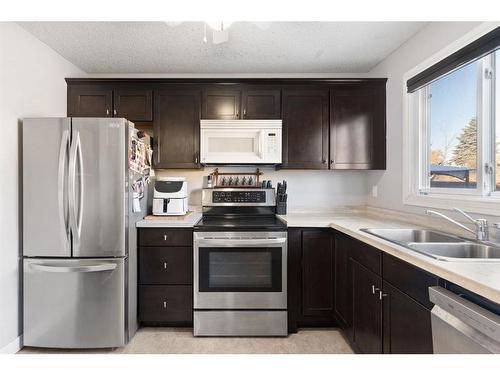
(360, 228, 500, 262)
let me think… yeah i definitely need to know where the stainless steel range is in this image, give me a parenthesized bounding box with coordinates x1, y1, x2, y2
(193, 187, 288, 336)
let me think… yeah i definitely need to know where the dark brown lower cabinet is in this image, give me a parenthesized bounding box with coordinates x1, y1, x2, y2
(138, 228, 193, 326)
(382, 281, 433, 354)
(351, 260, 383, 353)
(300, 230, 335, 324)
(139, 285, 192, 324)
(334, 234, 352, 332)
(288, 228, 335, 330)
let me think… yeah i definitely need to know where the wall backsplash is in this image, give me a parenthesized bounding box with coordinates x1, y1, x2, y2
(154, 167, 369, 212)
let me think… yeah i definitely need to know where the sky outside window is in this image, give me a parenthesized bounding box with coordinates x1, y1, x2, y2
(428, 60, 478, 188)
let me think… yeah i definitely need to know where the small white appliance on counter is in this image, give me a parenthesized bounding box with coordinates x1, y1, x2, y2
(200, 120, 282, 164)
(152, 177, 188, 215)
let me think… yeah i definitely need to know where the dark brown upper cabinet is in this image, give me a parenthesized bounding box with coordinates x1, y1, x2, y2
(330, 83, 386, 170)
(67, 85, 113, 117)
(154, 89, 201, 169)
(202, 88, 242, 119)
(282, 88, 329, 169)
(113, 89, 153, 121)
(241, 87, 281, 119)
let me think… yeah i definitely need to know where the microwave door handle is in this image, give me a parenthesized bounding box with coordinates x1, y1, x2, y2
(196, 238, 287, 247)
(58, 130, 70, 244)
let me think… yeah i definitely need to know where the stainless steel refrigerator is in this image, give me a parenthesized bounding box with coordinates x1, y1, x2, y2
(22, 117, 147, 348)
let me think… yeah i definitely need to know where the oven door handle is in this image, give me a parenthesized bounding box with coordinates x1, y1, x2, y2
(196, 238, 287, 247)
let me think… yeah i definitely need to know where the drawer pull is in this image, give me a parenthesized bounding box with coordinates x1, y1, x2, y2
(163, 262, 168, 270)
(372, 285, 380, 294)
(163, 301, 167, 309)
(163, 234, 168, 241)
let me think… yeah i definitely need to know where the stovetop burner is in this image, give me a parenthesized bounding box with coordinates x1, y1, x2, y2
(194, 215, 287, 232)
(196, 187, 287, 231)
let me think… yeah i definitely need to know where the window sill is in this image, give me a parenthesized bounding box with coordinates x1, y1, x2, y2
(403, 192, 500, 217)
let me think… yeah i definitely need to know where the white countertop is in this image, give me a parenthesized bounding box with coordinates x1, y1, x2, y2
(278, 211, 500, 305)
(136, 211, 202, 228)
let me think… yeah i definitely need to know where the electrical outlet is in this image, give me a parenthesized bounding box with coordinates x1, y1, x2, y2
(372, 185, 378, 198)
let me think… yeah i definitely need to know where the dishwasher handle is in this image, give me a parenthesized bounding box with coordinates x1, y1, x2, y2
(429, 286, 500, 343)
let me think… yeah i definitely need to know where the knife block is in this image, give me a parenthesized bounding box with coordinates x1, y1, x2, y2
(276, 201, 287, 215)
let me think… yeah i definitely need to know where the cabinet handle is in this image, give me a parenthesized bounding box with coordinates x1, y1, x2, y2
(236, 111, 239, 118)
(113, 109, 117, 116)
(379, 290, 388, 300)
(163, 301, 167, 309)
(163, 234, 168, 241)
(163, 262, 168, 270)
(330, 159, 335, 165)
(322, 159, 327, 164)
(372, 285, 380, 294)
(195, 156, 198, 164)
(106, 109, 110, 116)
(243, 108, 246, 118)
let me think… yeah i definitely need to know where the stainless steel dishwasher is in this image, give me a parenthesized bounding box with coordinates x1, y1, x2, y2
(429, 286, 500, 353)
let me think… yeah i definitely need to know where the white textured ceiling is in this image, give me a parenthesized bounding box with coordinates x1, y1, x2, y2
(18, 22, 426, 74)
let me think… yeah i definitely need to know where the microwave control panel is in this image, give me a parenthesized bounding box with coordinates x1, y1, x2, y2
(212, 191, 266, 203)
(266, 132, 278, 156)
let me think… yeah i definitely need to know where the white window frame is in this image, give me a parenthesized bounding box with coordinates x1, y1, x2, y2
(403, 22, 500, 216)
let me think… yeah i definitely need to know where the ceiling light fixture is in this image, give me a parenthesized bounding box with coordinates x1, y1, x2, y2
(204, 21, 234, 44)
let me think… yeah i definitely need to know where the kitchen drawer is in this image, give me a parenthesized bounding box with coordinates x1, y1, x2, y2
(349, 237, 382, 275)
(139, 228, 193, 247)
(382, 254, 438, 309)
(139, 247, 192, 285)
(139, 285, 192, 323)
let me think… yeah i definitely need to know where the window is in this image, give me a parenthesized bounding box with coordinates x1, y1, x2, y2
(404, 26, 500, 213)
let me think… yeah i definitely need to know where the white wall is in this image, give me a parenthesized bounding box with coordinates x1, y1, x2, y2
(365, 22, 496, 216)
(0, 22, 85, 352)
(156, 167, 369, 212)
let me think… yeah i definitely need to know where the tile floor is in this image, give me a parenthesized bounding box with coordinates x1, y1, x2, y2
(19, 328, 354, 354)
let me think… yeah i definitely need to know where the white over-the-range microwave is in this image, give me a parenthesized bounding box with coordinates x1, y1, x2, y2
(200, 120, 282, 164)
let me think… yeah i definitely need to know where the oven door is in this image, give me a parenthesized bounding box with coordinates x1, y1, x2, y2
(194, 232, 287, 309)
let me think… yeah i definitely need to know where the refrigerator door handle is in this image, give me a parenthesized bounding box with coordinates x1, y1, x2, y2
(58, 129, 70, 244)
(76, 133, 84, 235)
(69, 131, 82, 246)
(29, 262, 117, 273)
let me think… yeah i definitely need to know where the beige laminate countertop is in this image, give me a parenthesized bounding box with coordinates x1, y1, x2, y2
(278, 211, 500, 305)
(136, 211, 202, 228)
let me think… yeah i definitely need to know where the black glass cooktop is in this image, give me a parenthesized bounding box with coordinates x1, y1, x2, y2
(194, 215, 287, 232)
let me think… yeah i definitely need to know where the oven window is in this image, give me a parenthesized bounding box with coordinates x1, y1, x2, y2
(199, 247, 282, 292)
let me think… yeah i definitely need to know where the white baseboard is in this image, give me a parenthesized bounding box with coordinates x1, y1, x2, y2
(0, 335, 22, 354)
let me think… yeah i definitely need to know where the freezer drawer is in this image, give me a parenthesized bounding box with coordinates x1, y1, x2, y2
(23, 258, 126, 348)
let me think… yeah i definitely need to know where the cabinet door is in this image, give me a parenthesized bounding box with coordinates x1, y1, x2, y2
(67, 85, 112, 117)
(242, 87, 281, 119)
(154, 89, 201, 168)
(113, 89, 153, 121)
(202, 88, 241, 119)
(352, 260, 383, 354)
(282, 89, 329, 169)
(330, 83, 386, 169)
(300, 230, 335, 324)
(382, 281, 433, 354)
(334, 234, 353, 332)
